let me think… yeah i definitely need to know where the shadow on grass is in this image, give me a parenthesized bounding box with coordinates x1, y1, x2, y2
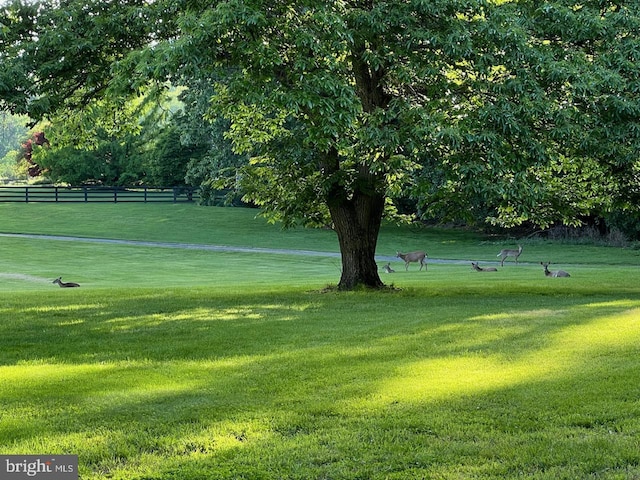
(1, 288, 639, 478)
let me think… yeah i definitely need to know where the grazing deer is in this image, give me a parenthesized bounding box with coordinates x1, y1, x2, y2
(541, 262, 570, 278)
(382, 262, 395, 273)
(471, 262, 497, 272)
(53, 276, 80, 288)
(497, 245, 523, 266)
(396, 251, 428, 271)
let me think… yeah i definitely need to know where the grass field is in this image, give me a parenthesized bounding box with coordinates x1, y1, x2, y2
(1, 203, 640, 479)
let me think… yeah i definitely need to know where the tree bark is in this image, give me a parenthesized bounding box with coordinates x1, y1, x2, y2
(329, 192, 385, 290)
(322, 149, 386, 290)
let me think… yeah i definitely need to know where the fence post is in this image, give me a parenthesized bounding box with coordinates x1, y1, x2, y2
(84, 187, 88, 202)
(25, 187, 29, 203)
(55, 186, 59, 202)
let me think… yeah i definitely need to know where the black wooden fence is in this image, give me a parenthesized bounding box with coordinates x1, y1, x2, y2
(0, 185, 207, 203)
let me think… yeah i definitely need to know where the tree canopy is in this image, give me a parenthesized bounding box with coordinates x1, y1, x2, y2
(2, 0, 639, 288)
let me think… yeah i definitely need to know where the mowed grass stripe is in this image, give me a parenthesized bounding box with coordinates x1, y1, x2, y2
(2, 202, 640, 265)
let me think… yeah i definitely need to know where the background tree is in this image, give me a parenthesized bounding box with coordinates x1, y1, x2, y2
(0, 112, 29, 181)
(176, 82, 248, 204)
(145, 117, 211, 188)
(29, 86, 202, 186)
(32, 97, 147, 185)
(0, 112, 28, 159)
(2, 0, 639, 288)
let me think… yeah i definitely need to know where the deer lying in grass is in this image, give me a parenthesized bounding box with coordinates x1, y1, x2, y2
(541, 262, 570, 277)
(396, 251, 427, 271)
(382, 262, 395, 273)
(53, 276, 80, 287)
(471, 262, 497, 272)
(497, 245, 522, 266)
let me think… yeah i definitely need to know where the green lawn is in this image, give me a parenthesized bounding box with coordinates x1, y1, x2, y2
(1, 203, 640, 479)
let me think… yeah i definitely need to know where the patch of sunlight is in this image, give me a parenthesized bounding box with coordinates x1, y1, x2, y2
(4, 429, 120, 457)
(56, 319, 85, 326)
(105, 303, 310, 329)
(469, 309, 567, 322)
(105, 309, 264, 330)
(552, 307, 640, 351)
(198, 419, 271, 453)
(104, 315, 159, 330)
(0, 362, 110, 383)
(14, 304, 104, 314)
(370, 355, 551, 407)
(181, 356, 260, 370)
(2, 357, 259, 399)
(210, 432, 250, 451)
(580, 299, 640, 309)
(364, 306, 640, 409)
(173, 307, 264, 322)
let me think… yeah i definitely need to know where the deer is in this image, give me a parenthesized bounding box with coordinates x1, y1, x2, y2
(497, 245, 523, 266)
(540, 262, 570, 278)
(471, 262, 497, 272)
(53, 276, 80, 288)
(382, 262, 395, 273)
(396, 251, 428, 271)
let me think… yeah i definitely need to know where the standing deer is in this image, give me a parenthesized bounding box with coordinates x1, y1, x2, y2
(53, 276, 80, 288)
(541, 262, 570, 277)
(471, 262, 497, 272)
(382, 262, 395, 273)
(396, 251, 428, 271)
(497, 245, 523, 266)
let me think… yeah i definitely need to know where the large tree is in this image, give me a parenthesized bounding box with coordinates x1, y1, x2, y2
(2, 0, 640, 289)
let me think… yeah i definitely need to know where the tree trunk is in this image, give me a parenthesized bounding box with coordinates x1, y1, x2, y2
(323, 150, 385, 290)
(318, 35, 390, 290)
(329, 193, 385, 290)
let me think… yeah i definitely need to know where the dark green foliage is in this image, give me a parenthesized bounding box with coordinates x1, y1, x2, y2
(0, 0, 172, 116)
(34, 131, 145, 186)
(406, 0, 640, 229)
(144, 121, 209, 187)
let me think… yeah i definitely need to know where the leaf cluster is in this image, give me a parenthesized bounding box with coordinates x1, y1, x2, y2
(0, 0, 171, 118)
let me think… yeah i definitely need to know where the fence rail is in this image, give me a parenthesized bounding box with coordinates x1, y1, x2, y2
(0, 185, 206, 203)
